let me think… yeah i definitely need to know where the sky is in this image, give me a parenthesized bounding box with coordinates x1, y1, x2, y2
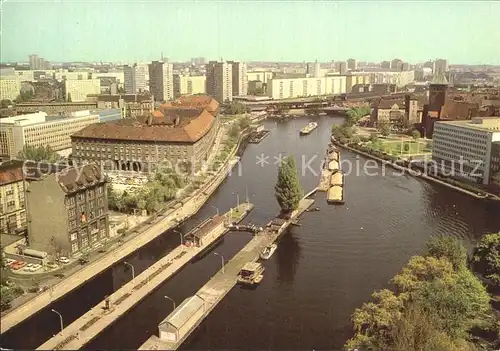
(2, 0, 500, 65)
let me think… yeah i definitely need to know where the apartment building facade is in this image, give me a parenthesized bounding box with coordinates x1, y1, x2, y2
(206, 61, 232, 103)
(173, 75, 206, 98)
(432, 117, 500, 185)
(266, 76, 347, 100)
(64, 79, 101, 102)
(148, 61, 174, 102)
(0, 110, 100, 160)
(124, 64, 147, 94)
(0, 76, 21, 101)
(0, 161, 27, 235)
(228, 61, 248, 96)
(26, 164, 109, 256)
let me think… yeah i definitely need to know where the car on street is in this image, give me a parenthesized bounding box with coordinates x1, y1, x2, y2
(58, 257, 70, 264)
(30, 264, 42, 272)
(10, 261, 26, 270)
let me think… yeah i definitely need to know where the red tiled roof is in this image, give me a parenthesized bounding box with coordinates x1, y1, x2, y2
(160, 95, 219, 114)
(56, 164, 104, 193)
(0, 161, 24, 185)
(440, 101, 479, 120)
(72, 109, 215, 143)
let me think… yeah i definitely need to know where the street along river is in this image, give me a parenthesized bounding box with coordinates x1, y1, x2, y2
(1, 116, 499, 350)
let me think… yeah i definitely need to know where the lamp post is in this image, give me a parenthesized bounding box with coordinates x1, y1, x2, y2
(164, 295, 176, 310)
(214, 252, 225, 274)
(232, 192, 239, 208)
(51, 309, 64, 335)
(124, 261, 135, 279)
(173, 230, 183, 246)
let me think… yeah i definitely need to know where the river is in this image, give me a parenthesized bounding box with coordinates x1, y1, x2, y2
(1, 116, 499, 350)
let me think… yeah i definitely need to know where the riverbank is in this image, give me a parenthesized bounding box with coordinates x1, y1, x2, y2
(139, 196, 315, 350)
(0, 128, 250, 334)
(331, 138, 500, 201)
(37, 203, 254, 351)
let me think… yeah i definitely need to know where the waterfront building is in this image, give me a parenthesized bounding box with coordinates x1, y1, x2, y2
(71, 96, 220, 173)
(26, 164, 109, 256)
(64, 79, 101, 102)
(247, 80, 264, 95)
(0, 110, 99, 160)
(0, 76, 21, 101)
(228, 61, 248, 96)
(371, 95, 421, 126)
(206, 61, 233, 103)
(148, 61, 174, 102)
(124, 64, 147, 94)
(432, 117, 500, 185)
(173, 75, 206, 98)
(0, 161, 27, 235)
(266, 76, 347, 100)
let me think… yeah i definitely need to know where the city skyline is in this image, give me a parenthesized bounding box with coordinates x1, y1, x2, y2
(2, 1, 500, 65)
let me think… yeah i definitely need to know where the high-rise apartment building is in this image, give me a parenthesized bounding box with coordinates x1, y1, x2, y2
(306, 61, 321, 78)
(64, 79, 100, 102)
(391, 58, 403, 71)
(148, 61, 174, 102)
(173, 75, 206, 98)
(228, 61, 248, 96)
(347, 58, 357, 70)
(124, 64, 147, 94)
(434, 59, 449, 74)
(206, 61, 233, 103)
(335, 61, 347, 75)
(0, 76, 21, 101)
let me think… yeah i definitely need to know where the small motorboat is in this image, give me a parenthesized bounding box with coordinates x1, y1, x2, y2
(237, 262, 265, 285)
(260, 244, 277, 260)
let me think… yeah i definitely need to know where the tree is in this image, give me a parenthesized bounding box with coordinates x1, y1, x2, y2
(224, 102, 249, 115)
(238, 116, 251, 131)
(18, 144, 60, 162)
(370, 133, 379, 144)
(426, 235, 468, 270)
(274, 156, 303, 215)
(0, 286, 15, 312)
(403, 143, 410, 152)
(1, 99, 12, 108)
(411, 129, 421, 141)
(379, 122, 391, 137)
(472, 232, 500, 285)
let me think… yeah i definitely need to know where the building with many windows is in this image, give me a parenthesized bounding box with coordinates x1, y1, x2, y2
(0, 161, 27, 235)
(71, 96, 220, 173)
(0, 76, 21, 101)
(228, 61, 248, 96)
(173, 75, 206, 98)
(432, 117, 500, 185)
(26, 164, 109, 256)
(266, 76, 347, 100)
(64, 79, 100, 102)
(0, 110, 100, 160)
(206, 61, 232, 103)
(124, 64, 147, 94)
(148, 61, 174, 102)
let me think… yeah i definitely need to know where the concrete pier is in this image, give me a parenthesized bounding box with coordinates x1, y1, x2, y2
(139, 197, 315, 350)
(36, 203, 253, 351)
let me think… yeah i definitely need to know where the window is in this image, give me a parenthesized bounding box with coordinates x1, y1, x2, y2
(81, 235, 89, 248)
(70, 232, 77, 241)
(71, 241, 79, 253)
(69, 219, 76, 229)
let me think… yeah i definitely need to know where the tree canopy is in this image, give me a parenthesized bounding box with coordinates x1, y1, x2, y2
(223, 102, 250, 115)
(18, 144, 61, 162)
(274, 156, 302, 215)
(472, 232, 500, 285)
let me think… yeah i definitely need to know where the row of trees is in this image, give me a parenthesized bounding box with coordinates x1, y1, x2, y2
(17, 144, 61, 163)
(223, 102, 251, 115)
(0, 255, 24, 312)
(108, 169, 186, 215)
(346, 234, 500, 350)
(275, 156, 303, 216)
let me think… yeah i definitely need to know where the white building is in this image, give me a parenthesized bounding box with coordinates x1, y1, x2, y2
(148, 61, 174, 102)
(64, 79, 101, 102)
(91, 71, 125, 85)
(432, 117, 500, 185)
(173, 75, 206, 98)
(55, 71, 90, 81)
(124, 64, 147, 94)
(228, 61, 247, 96)
(205, 61, 232, 103)
(266, 76, 347, 100)
(0, 110, 100, 160)
(0, 76, 21, 101)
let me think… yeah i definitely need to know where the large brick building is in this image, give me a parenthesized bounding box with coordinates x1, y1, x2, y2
(71, 95, 220, 173)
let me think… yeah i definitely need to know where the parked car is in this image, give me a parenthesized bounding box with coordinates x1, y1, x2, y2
(30, 264, 42, 272)
(78, 257, 89, 265)
(10, 261, 26, 270)
(46, 262, 58, 269)
(58, 257, 70, 264)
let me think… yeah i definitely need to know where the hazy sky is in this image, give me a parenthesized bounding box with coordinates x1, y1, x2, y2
(2, 0, 500, 64)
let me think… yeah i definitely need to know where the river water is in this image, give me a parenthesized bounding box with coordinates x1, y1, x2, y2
(1, 116, 499, 350)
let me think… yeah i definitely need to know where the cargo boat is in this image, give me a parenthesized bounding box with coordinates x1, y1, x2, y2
(300, 122, 318, 135)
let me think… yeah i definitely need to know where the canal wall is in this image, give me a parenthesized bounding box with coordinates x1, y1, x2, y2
(0, 131, 249, 335)
(139, 196, 315, 350)
(37, 204, 254, 351)
(332, 140, 498, 201)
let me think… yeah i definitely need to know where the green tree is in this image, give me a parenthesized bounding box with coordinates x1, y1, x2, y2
(224, 102, 249, 115)
(426, 235, 468, 270)
(0, 286, 15, 312)
(274, 156, 303, 215)
(238, 116, 251, 131)
(18, 144, 60, 162)
(472, 232, 500, 285)
(370, 133, 379, 144)
(379, 122, 391, 137)
(411, 129, 421, 141)
(1, 99, 12, 108)
(404, 143, 410, 152)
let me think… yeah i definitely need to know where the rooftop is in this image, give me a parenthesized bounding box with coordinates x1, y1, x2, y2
(160, 295, 205, 330)
(431, 71, 449, 85)
(437, 117, 500, 132)
(55, 164, 104, 193)
(0, 160, 25, 185)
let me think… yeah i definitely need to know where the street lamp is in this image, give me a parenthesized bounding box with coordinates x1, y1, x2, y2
(164, 295, 176, 310)
(124, 261, 135, 279)
(231, 192, 240, 208)
(173, 229, 183, 246)
(214, 252, 225, 274)
(51, 309, 64, 335)
(211, 206, 219, 216)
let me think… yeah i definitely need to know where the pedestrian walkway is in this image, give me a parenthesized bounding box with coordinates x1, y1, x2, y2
(0, 133, 241, 335)
(139, 198, 315, 350)
(37, 203, 253, 351)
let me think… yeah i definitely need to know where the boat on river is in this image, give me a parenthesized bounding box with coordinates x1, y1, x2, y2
(237, 262, 265, 285)
(260, 244, 277, 260)
(300, 122, 318, 135)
